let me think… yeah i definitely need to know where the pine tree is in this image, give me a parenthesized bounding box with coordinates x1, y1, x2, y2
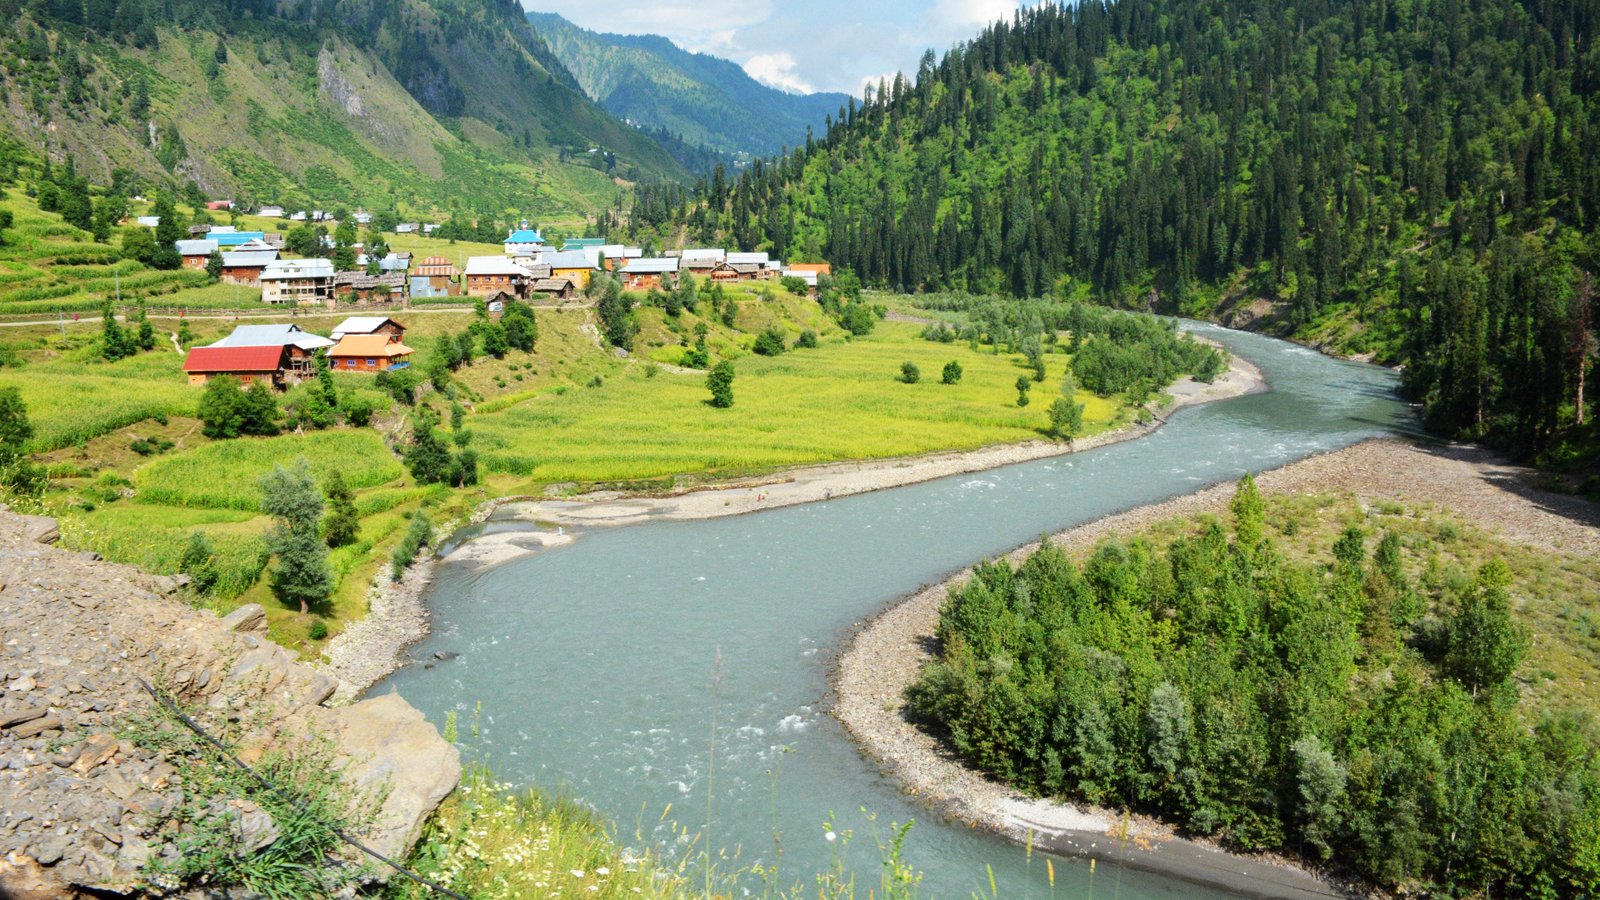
(259, 461, 331, 614)
(321, 471, 360, 549)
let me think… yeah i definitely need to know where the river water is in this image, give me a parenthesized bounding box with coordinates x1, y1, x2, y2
(375, 323, 1412, 898)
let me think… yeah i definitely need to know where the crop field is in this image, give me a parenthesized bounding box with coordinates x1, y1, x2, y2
(135, 430, 405, 510)
(57, 503, 270, 600)
(473, 320, 1123, 484)
(0, 346, 197, 452)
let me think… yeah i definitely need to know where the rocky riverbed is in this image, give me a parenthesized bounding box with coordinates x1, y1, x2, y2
(832, 438, 1600, 898)
(0, 508, 459, 898)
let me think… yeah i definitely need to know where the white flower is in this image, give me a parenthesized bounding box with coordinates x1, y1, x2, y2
(570, 869, 585, 878)
(595, 867, 610, 876)
(824, 830, 837, 843)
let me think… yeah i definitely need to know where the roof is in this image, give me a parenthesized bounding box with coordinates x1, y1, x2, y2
(332, 316, 403, 337)
(504, 229, 544, 244)
(220, 250, 279, 267)
(624, 257, 680, 274)
(232, 238, 277, 253)
(212, 231, 268, 247)
(562, 238, 605, 250)
(187, 224, 212, 235)
(262, 258, 336, 280)
(328, 334, 414, 358)
(208, 324, 335, 351)
(681, 248, 726, 262)
(683, 257, 720, 269)
(210, 226, 238, 234)
(786, 263, 832, 275)
(727, 252, 771, 266)
(182, 345, 288, 374)
(176, 240, 218, 256)
(543, 250, 599, 270)
(729, 264, 761, 275)
(415, 257, 459, 277)
(531, 277, 576, 292)
(464, 256, 533, 277)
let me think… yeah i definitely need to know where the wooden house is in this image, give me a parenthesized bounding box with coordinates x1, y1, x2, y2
(530, 277, 577, 300)
(542, 250, 599, 289)
(332, 316, 406, 341)
(465, 256, 534, 298)
(204, 324, 331, 381)
(219, 249, 280, 285)
(412, 256, 461, 298)
(622, 257, 680, 291)
(181, 345, 292, 387)
(176, 239, 218, 269)
(327, 333, 415, 373)
(333, 272, 407, 303)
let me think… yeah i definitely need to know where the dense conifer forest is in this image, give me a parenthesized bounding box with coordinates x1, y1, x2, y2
(633, 0, 1600, 463)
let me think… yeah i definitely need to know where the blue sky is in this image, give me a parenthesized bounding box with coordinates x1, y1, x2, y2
(523, 0, 1031, 96)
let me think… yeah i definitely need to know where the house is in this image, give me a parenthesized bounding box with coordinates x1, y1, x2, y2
(378, 252, 412, 275)
(289, 211, 308, 222)
(205, 324, 331, 381)
(682, 256, 720, 274)
(727, 251, 770, 268)
(261, 233, 286, 249)
(260, 258, 336, 305)
(541, 249, 600, 289)
(681, 248, 727, 264)
(181, 345, 292, 388)
(219, 249, 280, 285)
(333, 272, 407, 303)
(717, 263, 762, 282)
(331, 316, 406, 341)
(188, 224, 213, 237)
(176, 239, 218, 269)
(530, 277, 577, 300)
(136, 216, 160, 228)
(504, 228, 545, 256)
(210, 226, 238, 235)
(208, 323, 334, 352)
(206, 200, 233, 211)
(422, 223, 439, 235)
(395, 222, 419, 234)
(782, 268, 820, 288)
(258, 205, 285, 218)
(327, 333, 415, 373)
(212, 231, 268, 249)
(464, 256, 534, 297)
(311, 210, 328, 222)
(786, 263, 832, 278)
(562, 238, 605, 252)
(597, 245, 641, 271)
(413, 256, 460, 297)
(353, 210, 372, 225)
(621, 257, 680, 291)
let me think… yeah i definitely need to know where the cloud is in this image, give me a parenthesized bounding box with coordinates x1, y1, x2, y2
(931, 0, 1019, 28)
(743, 52, 817, 94)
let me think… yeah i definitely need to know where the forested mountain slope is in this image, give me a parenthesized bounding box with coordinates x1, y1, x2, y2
(527, 12, 851, 161)
(0, 0, 687, 219)
(638, 0, 1600, 462)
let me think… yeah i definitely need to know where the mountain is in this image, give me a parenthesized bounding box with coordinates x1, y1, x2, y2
(641, 0, 1600, 463)
(526, 12, 852, 160)
(0, 0, 687, 219)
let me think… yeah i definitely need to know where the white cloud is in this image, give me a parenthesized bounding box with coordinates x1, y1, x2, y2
(743, 52, 817, 94)
(931, 0, 1019, 28)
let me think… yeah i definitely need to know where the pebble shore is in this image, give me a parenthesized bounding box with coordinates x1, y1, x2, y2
(831, 437, 1599, 897)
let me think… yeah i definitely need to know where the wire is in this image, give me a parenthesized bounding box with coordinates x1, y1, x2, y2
(136, 677, 470, 900)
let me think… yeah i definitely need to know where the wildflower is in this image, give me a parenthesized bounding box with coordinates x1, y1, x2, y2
(824, 830, 837, 843)
(570, 869, 585, 878)
(595, 867, 610, 876)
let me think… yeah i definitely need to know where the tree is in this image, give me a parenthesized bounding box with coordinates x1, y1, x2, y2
(149, 195, 182, 269)
(176, 320, 195, 347)
(753, 326, 787, 356)
(796, 329, 819, 349)
(502, 299, 538, 352)
(120, 225, 157, 264)
(1015, 375, 1031, 407)
(781, 275, 809, 296)
(1291, 734, 1347, 861)
(481, 321, 509, 359)
(1231, 473, 1265, 551)
(1048, 396, 1084, 440)
(99, 303, 132, 361)
(239, 382, 281, 436)
(198, 376, 246, 438)
(0, 387, 42, 494)
(1445, 559, 1528, 696)
(205, 249, 223, 280)
(404, 421, 454, 485)
(321, 471, 359, 549)
(340, 394, 375, 428)
(706, 361, 735, 408)
(900, 361, 921, 384)
(178, 530, 218, 595)
(134, 304, 155, 352)
(595, 276, 636, 350)
(259, 461, 331, 614)
(942, 360, 963, 384)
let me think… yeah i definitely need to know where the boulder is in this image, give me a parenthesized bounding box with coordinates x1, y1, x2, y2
(17, 516, 58, 546)
(314, 692, 460, 865)
(219, 604, 267, 634)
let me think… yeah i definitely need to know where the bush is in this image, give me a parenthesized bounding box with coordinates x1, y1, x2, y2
(781, 275, 809, 296)
(752, 326, 788, 356)
(899, 361, 921, 384)
(308, 618, 328, 640)
(706, 361, 735, 408)
(796, 329, 819, 349)
(390, 512, 433, 581)
(941, 361, 963, 384)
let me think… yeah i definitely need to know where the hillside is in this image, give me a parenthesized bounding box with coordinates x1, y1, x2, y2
(527, 11, 851, 161)
(0, 0, 687, 220)
(647, 0, 1600, 464)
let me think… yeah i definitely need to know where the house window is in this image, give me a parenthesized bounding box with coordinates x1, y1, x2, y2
(367, 359, 376, 366)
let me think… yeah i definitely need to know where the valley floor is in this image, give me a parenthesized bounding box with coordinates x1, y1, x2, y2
(831, 437, 1600, 899)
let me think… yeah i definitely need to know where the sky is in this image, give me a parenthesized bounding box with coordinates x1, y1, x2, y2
(523, 0, 1034, 96)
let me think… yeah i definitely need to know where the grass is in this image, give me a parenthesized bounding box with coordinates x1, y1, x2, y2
(473, 318, 1123, 484)
(135, 430, 405, 511)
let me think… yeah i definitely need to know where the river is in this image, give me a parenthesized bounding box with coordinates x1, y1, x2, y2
(374, 323, 1413, 898)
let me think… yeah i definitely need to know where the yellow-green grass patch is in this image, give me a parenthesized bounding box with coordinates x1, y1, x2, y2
(135, 429, 404, 511)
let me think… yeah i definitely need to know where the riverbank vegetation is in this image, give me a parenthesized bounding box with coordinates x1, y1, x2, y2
(909, 478, 1600, 895)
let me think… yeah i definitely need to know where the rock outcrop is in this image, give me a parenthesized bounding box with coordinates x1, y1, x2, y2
(0, 509, 460, 897)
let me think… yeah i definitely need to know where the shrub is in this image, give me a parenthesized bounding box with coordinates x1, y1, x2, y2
(308, 618, 328, 641)
(899, 361, 921, 384)
(752, 326, 788, 356)
(706, 361, 735, 408)
(796, 329, 819, 349)
(390, 512, 433, 581)
(941, 361, 963, 384)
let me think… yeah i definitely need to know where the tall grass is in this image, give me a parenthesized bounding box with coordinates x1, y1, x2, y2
(136, 430, 404, 510)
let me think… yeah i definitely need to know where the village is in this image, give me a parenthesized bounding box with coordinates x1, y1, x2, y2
(163, 206, 833, 388)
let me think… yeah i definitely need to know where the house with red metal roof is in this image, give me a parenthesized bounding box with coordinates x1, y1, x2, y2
(181, 345, 292, 388)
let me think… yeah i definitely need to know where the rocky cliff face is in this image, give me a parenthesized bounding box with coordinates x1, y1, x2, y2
(0, 508, 459, 898)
